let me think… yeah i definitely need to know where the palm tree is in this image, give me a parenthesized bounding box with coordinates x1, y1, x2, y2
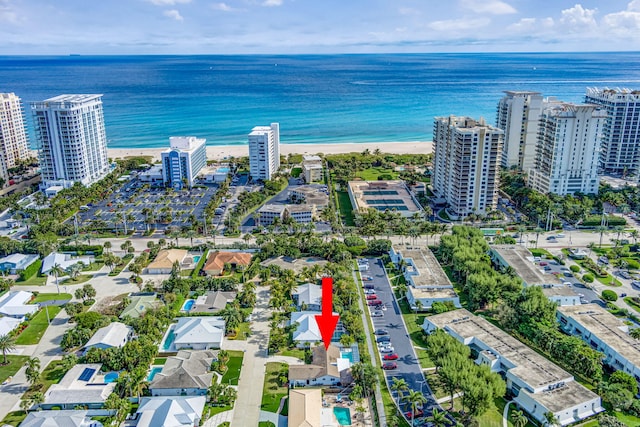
(406, 390, 427, 427)
(510, 409, 528, 427)
(428, 408, 449, 427)
(596, 225, 608, 248)
(0, 334, 16, 364)
(630, 328, 640, 340)
(25, 357, 41, 388)
(544, 411, 559, 426)
(49, 263, 64, 294)
(103, 241, 112, 253)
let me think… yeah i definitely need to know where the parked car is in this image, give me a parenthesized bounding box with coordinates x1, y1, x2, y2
(556, 233, 565, 238)
(362, 276, 373, 281)
(365, 289, 376, 295)
(539, 261, 548, 266)
(619, 271, 632, 279)
(563, 272, 573, 277)
(374, 329, 389, 335)
(546, 236, 557, 241)
(368, 299, 383, 306)
(544, 266, 552, 271)
(363, 284, 375, 289)
(383, 353, 398, 360)
(358, 265, 369, 271)
(405, 409, 424, 419)
(622, 293, 628, 297)
(632, 281, 640, 289)
(379, 346, 395, 353)
(366, 294, 379, 300)
(371, 311, 384, 317)
(376, 336, 391, 343)
(382, 362, 397, 370)
(599, 256, 609, 265)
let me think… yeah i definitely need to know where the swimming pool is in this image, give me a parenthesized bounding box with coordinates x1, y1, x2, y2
(161, 328, 176, 351)
(193, 255, 201, 263)
(217, 167, 230, 173)
(340, 350, 354, 363)
(147, 366, 163, 382)
(182, 299, 195, 311)
(104, 372, 119, 383)
(334, 407, 352, 426)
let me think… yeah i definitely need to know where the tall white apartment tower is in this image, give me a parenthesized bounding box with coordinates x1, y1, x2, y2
(31, 94, 109, 187)
(0, 93, 30, 185)
(584, 87, 640, 177)
(432, 116, 503, 219)
(248, 123, 280, 181)
(496, 91, 544, 171)
(528, 103, 605, 196)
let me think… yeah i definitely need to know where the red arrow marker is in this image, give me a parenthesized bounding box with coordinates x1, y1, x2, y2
(315, 277, 340, 350)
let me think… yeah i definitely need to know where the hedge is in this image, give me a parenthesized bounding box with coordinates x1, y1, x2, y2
(583, 274, 594, 283)
(570, 265, 580, 273)
(582, 215, 627, 227)
(59, 244, 104, 256)
(602, 290, 618, 302)
(18, 259, 42, 281)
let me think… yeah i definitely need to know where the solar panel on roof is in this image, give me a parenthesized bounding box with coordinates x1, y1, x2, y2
(78, 368, 95, 381)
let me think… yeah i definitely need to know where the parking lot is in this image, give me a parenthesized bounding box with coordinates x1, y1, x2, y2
(77, 177, 220, 233)
(360, 257, 439, 423)
(538, 259, 602, 305)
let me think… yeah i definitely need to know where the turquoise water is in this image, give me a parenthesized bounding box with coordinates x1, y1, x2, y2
(3, 54, 640, 149)
(104, 372, 119, 383)
(161, 328, 176, 351)
(182, 299, 195, 311)
(216, 167, 230, 173)
(147, 366, 163, 382)
(340, 351, 354, 363)
(193, 255, 201, 263)
(334, 407, 352, 426)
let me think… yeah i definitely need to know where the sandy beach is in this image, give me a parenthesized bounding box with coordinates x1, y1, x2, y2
(108, 141, 432, 162)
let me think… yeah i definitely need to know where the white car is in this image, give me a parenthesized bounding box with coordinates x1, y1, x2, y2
(365, 289, 376, 295)
(379, 346, 395, 353)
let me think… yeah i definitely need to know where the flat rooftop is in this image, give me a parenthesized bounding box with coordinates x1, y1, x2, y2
(347, 180, 421, 215)
(558, 304, 640, 367)
(408, 286, 457, 299)
(427, 309, 573, 389)
(394, 245, 452, 287)
(490, 245, 559, 286)
(520, 380, 600, 413)
(542, 286, 579, 298)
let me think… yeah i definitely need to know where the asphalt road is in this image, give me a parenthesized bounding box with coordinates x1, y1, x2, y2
(362, 257, 439, 422)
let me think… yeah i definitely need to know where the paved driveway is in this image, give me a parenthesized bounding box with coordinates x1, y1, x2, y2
(362, 258, 439, 421)
(540, 259, 602, 304)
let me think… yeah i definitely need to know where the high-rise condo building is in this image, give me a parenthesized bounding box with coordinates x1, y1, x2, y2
(584, 87, 640, 177)
(432, 116, 503, 218)
(528, 103, 605, 195)
(496, 91, 544, 171)
(0, 93, 30, 185)
(31, 94, 109, 187)
(161, 136, 207, 189)
(249, 123, 280, 181)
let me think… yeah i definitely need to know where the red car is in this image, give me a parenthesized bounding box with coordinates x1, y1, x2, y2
(366, 294, 378, 300)
(368, 300, 383, 306)
(383, 353, 398, 360)
(382, 362, 397, 370)
(405, 409, 424, 419)
(539, 261, 548, 266)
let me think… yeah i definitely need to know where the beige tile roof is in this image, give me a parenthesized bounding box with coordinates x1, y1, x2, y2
(289, 345, 340, 381)
(147, 249, 188, 270)
(288, 388, 322, 427)
(203, 251, 252, 272)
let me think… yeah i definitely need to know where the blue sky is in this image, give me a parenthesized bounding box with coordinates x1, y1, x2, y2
(1, 0, 640, 54)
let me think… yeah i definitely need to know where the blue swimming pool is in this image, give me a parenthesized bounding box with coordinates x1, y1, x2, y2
(161, 328, 176, 351)
(104, 372, 119, 383)
(334, 407, 352, 426)
(147, 366, 163, 382)
(340, 350, 354, 363)
(193, 255, 201, 263)
(182, 299, 195, 311)
(217, 167, 230, 173)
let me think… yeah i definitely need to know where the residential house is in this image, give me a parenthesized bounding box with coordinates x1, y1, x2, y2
(423, 310, 603, 426)
(292, 283, 322, 311)
(42, 364, 115, 409)
(146, 249, 188, 274)
(0, 316, 21, 337)
(202, 251, 252, 276)
(41, 252, 94, 275)
(132, 396, 206, 427)
(0, 290, 38, 319)
(289, 345, 352, 387)
(290, 311, 344, 348)
(83, 322, 134, 354)
(20, 410, 101, 427)
(0, 253, 39, 274)
(170, 317, 225, 350)
(119, 293, 159, 319)
(288, 389, 322, 427)
(190, 291, 237, 313)
(149, 350, 215, 396)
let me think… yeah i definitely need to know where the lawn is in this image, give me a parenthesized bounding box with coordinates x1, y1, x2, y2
(83, 261, 105, 272)
(625, 297, 640, 313)
(261, 362, 288, 413)
(279, 348, 305, 360)
(15, 306, 62, 345)
(227, 322, 251, 341)
(33, 293, 72, 303)
(15, 274, 47, 286)
(0, 355, 29, 383)
(220, 351, 244, 385)
(355, 167, 399, 181)
(615, 411, 640, 426)
(336, 190, 355, 226)
(291, 167, 302, 178)
(23, 360, 67, 400)
(259, 422, 276, 427)
(0, 411, 27, 426)
(61, 274, 93, 285)
(395, 295, 434, 368)
(203, 403, 233, 419)
(154, 357, 167, 365)
(597, 273, 622, 287)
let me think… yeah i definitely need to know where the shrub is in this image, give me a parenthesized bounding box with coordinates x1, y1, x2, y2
(626, 258, 640, 270)
(583, 274, 594, 283)
(570, 265, 580, 273)
(18, 259, 42, 281)
(602, 290, 618, 302)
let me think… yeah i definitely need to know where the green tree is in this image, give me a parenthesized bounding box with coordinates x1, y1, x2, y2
(390, 377, 409, 415)
(49, 263, 64, 294)
(25, 357, 41, 389)
(428, 408, 449, 427)
(510, 409, 528, 427)
(406, 390, 427, 427)
(0, 333, 16, 364)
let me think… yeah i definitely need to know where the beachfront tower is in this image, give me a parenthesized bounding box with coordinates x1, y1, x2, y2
(248, 123, 280, 181)
(31, 94, 109, 188)
(0, 93, 30, 186)
(585, 87, 640, 178)
(161, 136, 207, 189)
(496, 91, 544, 171)
(432, 116, 503, 219)
(528, 103, 605, 196)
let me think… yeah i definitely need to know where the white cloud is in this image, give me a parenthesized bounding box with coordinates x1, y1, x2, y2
(148, 0, 191, 5)
(559, 4, 598, 31)
(399, 7, 420, 16)
(212, 2, 233, 12)
(603, 10, 640, 36)
(628, 0, 640, 12)
(0, 0, 18, 23)
(507, 17, 554, 33)
(428, 17, 491, 32)
(262, 0, 283, 6)
(163, 9, 184, 21)
(460, 0, 516, 15)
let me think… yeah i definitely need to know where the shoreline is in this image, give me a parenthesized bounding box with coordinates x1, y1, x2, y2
(108, 141, 433, 162)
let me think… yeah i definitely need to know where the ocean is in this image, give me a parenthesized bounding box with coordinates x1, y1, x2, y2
(1, 52, 640, 149)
